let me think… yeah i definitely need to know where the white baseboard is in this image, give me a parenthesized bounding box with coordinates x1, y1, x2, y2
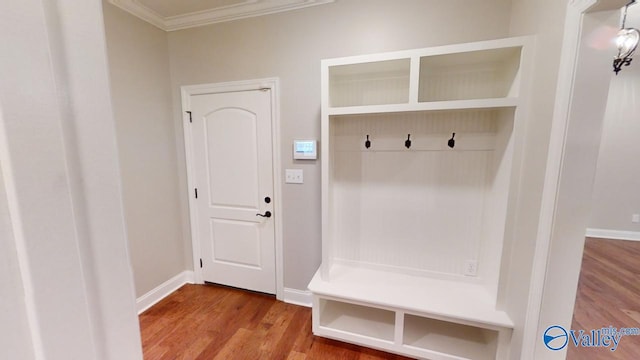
(136, 270, 195, 314)
(283, 288, 312, 307)
(137, 275, 309, 312)
(586, 228, 640, 242)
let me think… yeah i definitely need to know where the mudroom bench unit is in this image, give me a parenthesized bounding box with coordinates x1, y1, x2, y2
(309, 36, 534, 359)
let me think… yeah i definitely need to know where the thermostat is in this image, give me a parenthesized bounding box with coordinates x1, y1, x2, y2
(293, 140, 317, 160)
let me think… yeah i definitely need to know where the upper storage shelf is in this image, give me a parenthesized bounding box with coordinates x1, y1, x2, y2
(419, 47, 522, 102)
(325, 37, 527, 113)
(329, 58, 411, 107)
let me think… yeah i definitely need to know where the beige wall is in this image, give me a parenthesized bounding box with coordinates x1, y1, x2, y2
(103, 3, 187, 296)
(589, 5, 640, 234)
(167, 0, 514, 290)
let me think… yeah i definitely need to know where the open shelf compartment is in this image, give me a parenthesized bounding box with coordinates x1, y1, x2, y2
(419, 47, 522, 102)
(317, 298, 396, 342)
(329, 58, 411, 107)
(403, 314, 499, 360)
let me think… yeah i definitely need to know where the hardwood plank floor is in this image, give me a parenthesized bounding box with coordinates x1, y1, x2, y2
(141, 237, 640, 359)
(567, 237, 640, 359)
(139, 284, 412, 359)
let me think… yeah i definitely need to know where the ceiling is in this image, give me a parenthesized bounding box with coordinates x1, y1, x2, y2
(109, 0, 335, 31)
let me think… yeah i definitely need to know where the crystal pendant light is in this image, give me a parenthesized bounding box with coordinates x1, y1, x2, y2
(613, 1, 639, 75)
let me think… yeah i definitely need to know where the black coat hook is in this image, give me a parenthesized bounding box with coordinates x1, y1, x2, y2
(405, 134, 412, 149)
(448, 132, 456, 149)
(365, 135, 371, 149)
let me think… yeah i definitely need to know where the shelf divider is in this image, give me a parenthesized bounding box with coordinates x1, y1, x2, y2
(408, 55, 421, 104)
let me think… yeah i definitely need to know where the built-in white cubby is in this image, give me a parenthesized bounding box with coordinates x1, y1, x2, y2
(418, 47, 522, 102)
(312, 295, 510, 360)
(403, 314, 500, 360)
(318, 298, 396, 342)
(329, 58, 410, 107)
(309, 37, 532, 359)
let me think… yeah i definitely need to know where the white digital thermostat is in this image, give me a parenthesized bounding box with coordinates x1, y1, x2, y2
(293, 139, 317, 160)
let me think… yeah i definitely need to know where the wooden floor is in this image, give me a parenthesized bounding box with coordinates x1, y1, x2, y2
(140, 237, 640, 359)
(139, 284, 412, 359)
(567, 237, 640, 359)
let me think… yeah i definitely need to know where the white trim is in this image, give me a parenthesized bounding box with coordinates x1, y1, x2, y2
(181, 86, 202, 285)
(521, 2, 591, 357)
(136, 273, 308, 315)
(284, 288, 313, 307)
(136, 271, 195, 314)
(2, 1, 143, 357)
(523, 1, 628, 359)
(0, 88, 46, 360)
(283, 288, 313, 307)
(108, 0, 165, 30)
(109, 0, 334, 32)
(181, 78, 285, 301)
(586, 228, 640, 241)
(271, 83, 285, 302)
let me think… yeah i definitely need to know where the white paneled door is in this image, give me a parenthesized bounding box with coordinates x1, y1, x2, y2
(190, 89, 275, 294)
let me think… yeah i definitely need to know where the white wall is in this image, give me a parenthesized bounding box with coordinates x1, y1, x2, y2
(103, 2, 188, 297)
(0, 0, 142, 358)
(589, 4, 640, 235)
(167, 0, 514, 290)
(0, 163, 35, 360)
(503, 0, 568, 357)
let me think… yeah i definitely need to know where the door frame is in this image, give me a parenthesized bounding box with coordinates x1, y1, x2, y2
(522, 1, 627, 358)
(181, 78, 284, 301)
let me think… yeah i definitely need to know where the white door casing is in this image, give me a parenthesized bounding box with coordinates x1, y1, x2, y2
(182, 79, 283, 298)
(524, 1, 627, 359)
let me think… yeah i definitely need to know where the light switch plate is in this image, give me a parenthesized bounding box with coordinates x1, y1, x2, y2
(285, 169, 303, 184)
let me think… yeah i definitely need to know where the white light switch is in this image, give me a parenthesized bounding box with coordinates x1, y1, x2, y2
(285, 169, 303, 184)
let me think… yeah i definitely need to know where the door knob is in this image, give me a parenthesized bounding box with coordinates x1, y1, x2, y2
(256, 211, 272, 218)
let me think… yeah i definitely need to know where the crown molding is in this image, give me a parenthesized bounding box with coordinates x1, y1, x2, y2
(109, 0, 335, 31)
(109, 0, 166, 30)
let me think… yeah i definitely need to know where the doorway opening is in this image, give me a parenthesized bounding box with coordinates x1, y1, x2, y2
(525, 1, 636, 358)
